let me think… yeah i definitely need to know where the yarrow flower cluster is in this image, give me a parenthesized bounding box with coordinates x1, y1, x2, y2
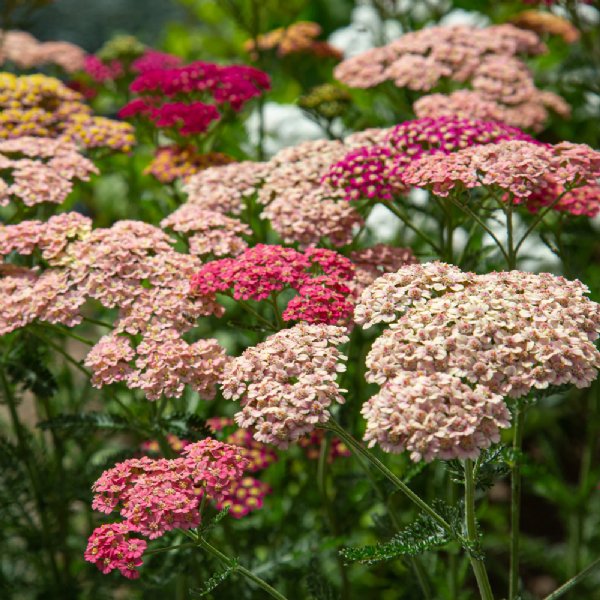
(334, 24, 567, 130)
(334, 24, 545, 90)
(182, 139, 364, 248)
(161, 203, 250, 257)
(0, 136, 98, 207)
(221, 323, 349, 447)
(0, 73, 135, 151)
(118, 61, 270, 136)
(0, 215, 227, 400)
(355, 262, 600, 461)
(400, 140, 600, 210)
(0, 30, 86, 73)
(244, 21, 342, 60)
(144, 146, 234, 183)
(191, 244, 355, 325)
(86, 439, 249, 577)
(325, 117, 535, 202)
(510, 10, 580, 43)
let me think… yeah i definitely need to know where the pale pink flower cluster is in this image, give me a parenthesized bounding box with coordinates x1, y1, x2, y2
(356, 263, 600, 460)
(362, 373, 511, 462)
(414, 88, 570, 132)
(161, 204, 250, 257)
(335, 24, 567, 131)
(334, 24, 544, 90)
(354, 262, 474, 328)
(86, 326, 228, 401)
(0, 137, 98, 207)
(401, 140, 600, 200)
(0, 215, 227, 400)
(87, 439, 247, 577)
(221, 323, 349, 447)
(183, 161, 268, 215)
(0, 30, 87, 72)
(182, 140, 363, 248)
(258, 140, 363, 247)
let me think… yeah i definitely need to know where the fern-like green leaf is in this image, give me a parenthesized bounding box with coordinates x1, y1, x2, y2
(37, 411, 129, 433)
(190, 561, 237, 597)
(341, 513, 450, 565)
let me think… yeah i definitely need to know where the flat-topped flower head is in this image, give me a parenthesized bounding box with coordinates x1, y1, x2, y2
(361, 265, 600, 397)
(221, 323, 349, 447)
(91, 439, 247, 538)
(85, 523, 146, 579)
(400, 140, 600, 199)
(325, 117, 535, 201)
(362, 373, 511, 462)
(191, 244, 355, 325)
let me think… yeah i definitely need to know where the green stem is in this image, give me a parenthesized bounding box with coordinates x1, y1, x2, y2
(464, 459, 495, 600)
(317, 434, 351, 600)
(82, 316, 114, 329)
(330, 423, 432, 598)
(38, 322, 96, 346)
(509, 406, 526, 600)
(196, 536, 289, 600)
(505, 200, 516, 270)
(445, 195, 510, 266)
(513, 190, 570, 257)
(324, 421, 457, 541)
(0, 369, 63, 591)
(237, 299, 277, 331)
(543, 557, 600, 600)
(386, 201, 442, 255)
(269, 294, 285, 330)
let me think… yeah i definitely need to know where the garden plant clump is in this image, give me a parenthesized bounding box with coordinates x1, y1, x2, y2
(2, 1, 600, 599)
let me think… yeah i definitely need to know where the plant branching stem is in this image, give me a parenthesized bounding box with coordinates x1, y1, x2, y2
(324, 421, 458, 542)
(194, 535, 289, 600)
(509, 406, 526, 600)
(386, 201, 442, 255)
(464, 459, 495, 600)
(543, 556, 600, 600)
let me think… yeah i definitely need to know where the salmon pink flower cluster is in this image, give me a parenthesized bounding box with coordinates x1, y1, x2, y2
(334, 24, 568, 130)
(0, 136, 98, 207)
(221, 323, 349, 447)
(191, 244, 355, 325)
(401, 140, 600, 204)
(86, 439, 249, 577)
(324, 117, 535, 201)
(0, 30, 86, 73)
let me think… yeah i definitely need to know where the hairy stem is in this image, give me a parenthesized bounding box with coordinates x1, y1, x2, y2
(464, 459, 495, 600)
(509, 406, 526, 600)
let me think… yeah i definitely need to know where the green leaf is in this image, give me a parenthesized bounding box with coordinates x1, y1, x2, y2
(340, 512, 451, 565)
(37, 411, 129, 434)
(200, 506, 231, 534)
(189, 561, 238, 597)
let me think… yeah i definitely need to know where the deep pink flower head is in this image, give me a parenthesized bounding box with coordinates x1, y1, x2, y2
(128, 61, 270, 110)
(84, 55, 124, 82)
(131, 50, 182, 74)
(325, 117, 535, 201)
(152, 102, 220, 135)
(85, 523, 147, 579)
(190, 244, 355, 325)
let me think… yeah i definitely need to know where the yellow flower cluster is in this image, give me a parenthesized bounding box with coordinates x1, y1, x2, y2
(0, 73, 134, 152)
(144, 146, 235, 183)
